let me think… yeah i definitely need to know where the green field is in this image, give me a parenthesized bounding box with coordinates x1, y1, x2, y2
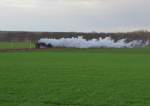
(0, 42, 35, 49)
(0, 48, 150, 106)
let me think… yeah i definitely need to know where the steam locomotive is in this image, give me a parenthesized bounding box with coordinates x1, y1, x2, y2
(36, 42, 53, 49)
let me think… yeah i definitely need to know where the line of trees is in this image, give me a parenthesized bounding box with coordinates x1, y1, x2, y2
(0, 30, 150, 42)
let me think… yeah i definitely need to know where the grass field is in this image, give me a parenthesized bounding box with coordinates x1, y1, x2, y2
(0, 42, 35, 49)
(0, 48, 150, 106)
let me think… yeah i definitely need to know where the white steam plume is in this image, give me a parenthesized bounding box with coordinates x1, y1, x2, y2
(38, 37, 149, 48)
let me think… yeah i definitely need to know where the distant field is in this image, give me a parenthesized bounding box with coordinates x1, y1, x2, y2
(0, 42, 35, 49)
(0, 48, 150, 106)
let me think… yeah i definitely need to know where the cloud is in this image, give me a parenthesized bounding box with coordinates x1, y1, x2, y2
(0, 0, 149, 32)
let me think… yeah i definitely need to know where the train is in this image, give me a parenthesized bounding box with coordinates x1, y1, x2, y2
(36, 42, 53, 49)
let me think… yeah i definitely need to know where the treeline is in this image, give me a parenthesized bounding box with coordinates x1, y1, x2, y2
(0, 31, 150, 42)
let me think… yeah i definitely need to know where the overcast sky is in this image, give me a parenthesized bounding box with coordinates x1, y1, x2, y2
(0, 0, 149, 32)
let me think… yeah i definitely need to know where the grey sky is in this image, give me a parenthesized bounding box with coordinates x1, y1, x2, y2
(0, 0, 149, 32)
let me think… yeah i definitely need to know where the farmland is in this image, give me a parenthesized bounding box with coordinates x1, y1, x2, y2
(0, 42, 35, 49)
(0, 48, 150, 106)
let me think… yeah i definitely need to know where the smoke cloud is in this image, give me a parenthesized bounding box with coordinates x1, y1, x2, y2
(38, 37, 149, 48)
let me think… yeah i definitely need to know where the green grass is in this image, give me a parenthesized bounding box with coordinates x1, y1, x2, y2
(0, 42, 35, 49)
(0, 48, 150, 106)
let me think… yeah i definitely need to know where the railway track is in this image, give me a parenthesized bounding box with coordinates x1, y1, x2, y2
(0, 48, 58, 52)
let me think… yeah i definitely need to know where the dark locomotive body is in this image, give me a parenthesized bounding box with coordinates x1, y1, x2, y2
(36, 42, 53, 49)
